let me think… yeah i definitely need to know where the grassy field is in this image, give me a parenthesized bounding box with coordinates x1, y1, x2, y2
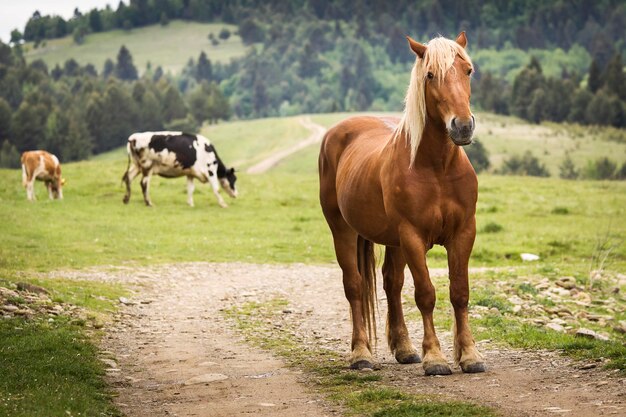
(23, 20, 246, 74)
(1, 113, 625, 414)
(1, 114, 625, 276)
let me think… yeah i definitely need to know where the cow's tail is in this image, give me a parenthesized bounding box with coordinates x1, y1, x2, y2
(21, 163, 28, 187)
(121, 141, 134, 186)
(357, 235, 377, 349)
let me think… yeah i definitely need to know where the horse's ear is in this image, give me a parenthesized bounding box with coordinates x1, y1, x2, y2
(456, 31, 467, 49)
(406, 36, 426, 58)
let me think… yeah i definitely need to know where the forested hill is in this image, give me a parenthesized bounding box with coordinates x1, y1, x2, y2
(1, 1, 625, 167)
(14, 0, 626, 61)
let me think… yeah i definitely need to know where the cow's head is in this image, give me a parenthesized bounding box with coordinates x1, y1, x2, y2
(219, 167, 238, 198)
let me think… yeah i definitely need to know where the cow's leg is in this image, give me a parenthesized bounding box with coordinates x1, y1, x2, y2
(187, 176, 195, 207)
(208, 174, 227, 208)
(383, 246, 420, 364)
(400, 230, 451, 376)
(57, 182, 63, 199)
(140, 170, 153, 207)
(122, 164, 140, 204)
(46, 181, 54, 200)
(26, 180, 35, 201)
(446, 224, 485, 373)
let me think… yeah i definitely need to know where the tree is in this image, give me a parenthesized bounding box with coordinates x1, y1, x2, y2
(238, 18, 264, 44)
(586, 90, 624, 127)
(114, 45, 138, 80)
(0, 98, 12, 139)
(196, 52, 212, 82)
(63, 59, 80, 77)
(161, 85, 187, 122)
(510, 57, 545, 120)
(89, 9, 103, 32)
(603, 53, 626, 100)
(0, 140, 20, 168)
(12, 101, 48, 152)
(10, 29, 22, 44)
(568, 88, 592, 124)
(73, 25, 88, 45)
(218, 28, 231, 40)
(103, 59, 115, 78)
(587, 59, 602, 93)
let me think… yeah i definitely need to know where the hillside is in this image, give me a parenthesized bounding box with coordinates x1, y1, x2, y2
(196, 113, 626, 177)
(23, 20, 246, 74)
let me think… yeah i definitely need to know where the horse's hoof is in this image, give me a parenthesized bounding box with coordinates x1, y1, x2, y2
(424, 363, 452, 376)
(461, 361, 486, 373)
(123, 197, 129, 204)
(396, 353, 421, 364)
(350, 360, 374, 370)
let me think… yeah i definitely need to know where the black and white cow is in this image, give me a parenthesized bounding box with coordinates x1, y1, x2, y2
(122, 131, 237, 207)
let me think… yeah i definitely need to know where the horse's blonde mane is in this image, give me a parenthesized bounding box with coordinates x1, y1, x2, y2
(394, 36, 473, 165)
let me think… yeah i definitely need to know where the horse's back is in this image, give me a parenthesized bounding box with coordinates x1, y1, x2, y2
(319, 116, 398, 171)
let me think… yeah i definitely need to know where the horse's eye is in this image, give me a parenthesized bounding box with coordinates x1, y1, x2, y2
(427, 72, 434, 80)
(467, 69, 473, 76)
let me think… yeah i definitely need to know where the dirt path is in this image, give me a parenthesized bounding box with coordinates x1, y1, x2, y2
(54, 263, 626, 417)
(246, 116, 326, 174)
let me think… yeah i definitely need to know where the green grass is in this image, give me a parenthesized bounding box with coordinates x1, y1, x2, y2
(23, 21, 246, 74)
(201, 115, 310, 169)
(1, 114, 625, 276)
(225, 299, 497, 417)
(0, 317, 120, 417)
(474, 315, 626, 371)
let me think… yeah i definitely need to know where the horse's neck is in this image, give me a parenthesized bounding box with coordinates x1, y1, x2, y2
(413, 120, 461, 173)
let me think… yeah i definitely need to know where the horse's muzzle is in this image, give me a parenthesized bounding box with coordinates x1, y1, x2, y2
(449, 116, 475, 146)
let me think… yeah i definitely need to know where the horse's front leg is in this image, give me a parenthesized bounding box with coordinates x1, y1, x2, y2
(446, 225, 486, 373)
(383, 246, 420, 364)
(400, 232, 451, 375)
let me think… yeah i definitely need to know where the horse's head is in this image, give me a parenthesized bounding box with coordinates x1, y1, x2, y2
(407, 32, 475, 146)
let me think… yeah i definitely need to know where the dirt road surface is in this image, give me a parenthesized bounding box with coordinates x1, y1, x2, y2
(246, 117, 326, 174)
(49, 263, 626, 417)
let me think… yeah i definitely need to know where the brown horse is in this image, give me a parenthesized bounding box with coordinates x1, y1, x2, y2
(318, 32, 485, 376)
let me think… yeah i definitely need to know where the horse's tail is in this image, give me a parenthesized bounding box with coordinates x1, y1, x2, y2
(357, 235, 377, 348)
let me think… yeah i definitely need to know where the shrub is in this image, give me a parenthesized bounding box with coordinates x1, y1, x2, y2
(497, 151, 550, 177)
(218, 28, 231, 40)
(551, 207, 570, 215)
(464, 138, 490, 173)
(481, 222, 503, 233)
(559, 154, 579, 179)
(583, 157, 616, 180)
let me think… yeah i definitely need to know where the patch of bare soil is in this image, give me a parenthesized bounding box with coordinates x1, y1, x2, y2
(52, 263, 626, 417)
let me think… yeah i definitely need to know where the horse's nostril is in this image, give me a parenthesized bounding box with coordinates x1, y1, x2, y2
(451, 117, 457, 129)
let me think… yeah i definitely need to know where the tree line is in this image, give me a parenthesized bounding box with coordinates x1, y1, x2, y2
(0, 43, 230, 167)
(13, 0, 626, 62)
(475, 53, 626, 128)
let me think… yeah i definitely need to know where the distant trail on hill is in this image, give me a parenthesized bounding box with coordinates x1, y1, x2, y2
(246, 116, 326, 174)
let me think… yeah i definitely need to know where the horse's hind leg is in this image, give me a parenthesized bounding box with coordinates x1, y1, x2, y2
(383, 246, 420, 364)
(447, 233, 486, 373)
(330, 222, 374, 369)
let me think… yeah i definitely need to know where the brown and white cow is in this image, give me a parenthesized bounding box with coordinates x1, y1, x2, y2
(122, 131, 237, 207)
(21, 150, 64, 201)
